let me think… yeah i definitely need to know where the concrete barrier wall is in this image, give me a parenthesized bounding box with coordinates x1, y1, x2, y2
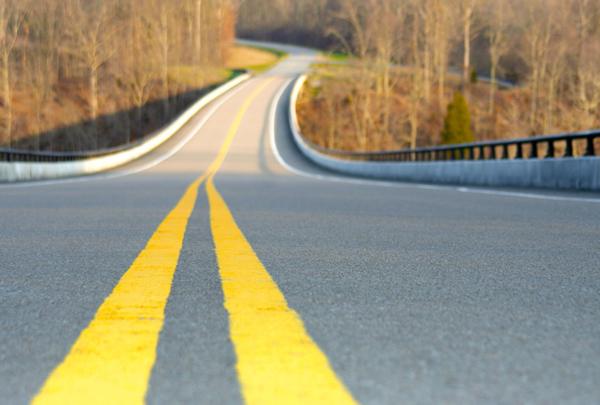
(0, 73, 250, 183)
(289, 75, 600, 191)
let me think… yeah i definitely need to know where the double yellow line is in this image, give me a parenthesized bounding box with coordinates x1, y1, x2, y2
(33, 80, 356, 405)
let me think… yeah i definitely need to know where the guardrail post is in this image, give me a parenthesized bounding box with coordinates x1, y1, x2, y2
(502, 144, 509, 159)
(490, 145, 497, 160)
(564, 138, 573, 157)
(530, 141, 538, 159)
(478, 145, 485, 160)
(585, 135, 596, 157)
(515, 143, 523, 159)
(545, 140, 555, 159)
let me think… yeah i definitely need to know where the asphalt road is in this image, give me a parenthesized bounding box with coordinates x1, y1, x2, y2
(1, 44, 600, 405)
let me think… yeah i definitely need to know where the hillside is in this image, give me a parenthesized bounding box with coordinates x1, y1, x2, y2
(297, 62, 598, 154)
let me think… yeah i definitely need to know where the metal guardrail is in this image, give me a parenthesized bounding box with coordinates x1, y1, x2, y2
(0, 135, 151, 163)
(2, 116, 598, 165)
(306, 130, 600, 162)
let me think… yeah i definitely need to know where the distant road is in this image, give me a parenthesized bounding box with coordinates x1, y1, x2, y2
(1, 43, 599, 404)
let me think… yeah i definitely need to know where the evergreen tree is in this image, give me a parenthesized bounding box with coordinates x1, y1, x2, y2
(470, 68, 478, 84)
(441, 91, 474, 145)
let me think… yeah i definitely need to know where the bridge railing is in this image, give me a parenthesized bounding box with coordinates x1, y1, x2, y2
(304, 130, 600, 163)
(0, 136, 150, 163)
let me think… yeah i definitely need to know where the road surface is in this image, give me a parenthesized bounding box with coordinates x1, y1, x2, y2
(1, 44, 600, 405)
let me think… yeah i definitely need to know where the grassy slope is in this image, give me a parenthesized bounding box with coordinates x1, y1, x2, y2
(226, 45, 286, 73)
(297, 62, 547, 152)
(305, 57, 600, 154)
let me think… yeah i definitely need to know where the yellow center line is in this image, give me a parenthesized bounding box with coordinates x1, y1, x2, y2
(33, 79, 271, 405)
(205, 83, 357, 403)
(32, 175, 205, 405)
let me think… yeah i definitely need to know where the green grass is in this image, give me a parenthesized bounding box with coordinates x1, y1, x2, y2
(322, 51, 351, 62)
(233, 45, 288, 73)
(245, 62, 279, 73)
(255, 46, 287, 59)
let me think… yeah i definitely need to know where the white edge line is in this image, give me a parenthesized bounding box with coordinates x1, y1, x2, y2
(1, 79, 254, 189)
(268, 77, 600, 205)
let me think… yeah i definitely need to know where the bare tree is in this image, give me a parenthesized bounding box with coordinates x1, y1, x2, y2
(404, 0, 421, 149)
(0, 0, 21, 146)
(521, 0, 556, 133)
(195, 0, 203, 65)
(328, 0, 374, 149)
(485, 0, 511, 114)
(65, 0, 117, 128)
(371, 0, 402, 145)
(571, 0, 600, 131)
(457, 0, 479, 87)
(120, 9, 158, 138)
(431, 0, 451, 108)
(147, 0, 171, 116)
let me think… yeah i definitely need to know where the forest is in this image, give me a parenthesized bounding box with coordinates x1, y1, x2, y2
(239, 0, 600, 151)
(0, 0, 235, 151)
(2, 0, 599, 152)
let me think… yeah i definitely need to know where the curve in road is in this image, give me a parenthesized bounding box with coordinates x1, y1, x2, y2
(1, 44, 600, 405)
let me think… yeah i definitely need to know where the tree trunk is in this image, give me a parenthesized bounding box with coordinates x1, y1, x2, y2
(438, 66, 445, 111)
(463, 21, 470, 85)
(409, 99, 418, 150)
(89, 68, 98, 148)
(462, 3, 473, 89)
(382, 61, 391, 145)
(489, 62, 497, 115)
(89, 68, 98, 120)
(530, 65, 538, 132)
(161, 8, 169, 117)
(423, 16, 431, 102)
(195, 0, 202, 66)
(2, 49, 11, 147)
